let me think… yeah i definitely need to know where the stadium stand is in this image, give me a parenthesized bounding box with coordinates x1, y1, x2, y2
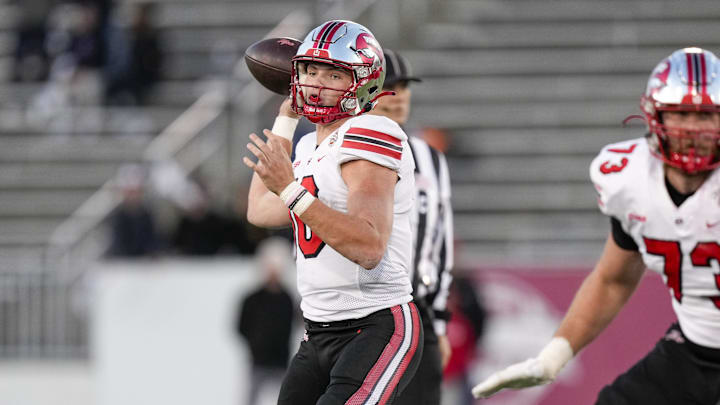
(2, 0, 720, 359)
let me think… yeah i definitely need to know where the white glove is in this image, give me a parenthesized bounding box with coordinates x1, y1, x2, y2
(472, 337, 574, 399)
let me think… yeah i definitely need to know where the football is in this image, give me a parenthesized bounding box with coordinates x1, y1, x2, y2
(244, 37, 301, 95)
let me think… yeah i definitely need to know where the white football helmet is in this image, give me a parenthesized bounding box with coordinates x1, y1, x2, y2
(290, 20, 389, 124)
(641, 47, 720, 173)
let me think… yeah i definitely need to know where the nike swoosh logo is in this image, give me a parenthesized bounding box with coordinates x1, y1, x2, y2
(317, 155, 327, 162)
(707, 221, 720, 229)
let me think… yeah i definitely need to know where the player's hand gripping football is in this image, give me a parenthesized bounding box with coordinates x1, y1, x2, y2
(243, 129, 295, 196)
(471, 337, 573, 399)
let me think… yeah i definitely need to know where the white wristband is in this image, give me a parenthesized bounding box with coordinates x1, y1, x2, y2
(279, 181, 315, 216)
(537, 337, 574, 379)
(291, 192, 315, 216)
(271, 116, 299, 141)
(279, 181, 304, 205)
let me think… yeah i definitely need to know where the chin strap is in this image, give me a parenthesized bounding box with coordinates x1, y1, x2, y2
(302, 90, 398, 123)
(370, 90, 396, 105)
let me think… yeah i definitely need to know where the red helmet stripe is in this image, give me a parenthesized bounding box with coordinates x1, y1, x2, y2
(700, 52, 708, 96)
(322, 21, 346, 49)
(313, 21, 335, 48)
(686, 52, 695, 97)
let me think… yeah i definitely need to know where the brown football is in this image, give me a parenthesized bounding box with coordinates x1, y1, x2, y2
(244, 37, 301, 95)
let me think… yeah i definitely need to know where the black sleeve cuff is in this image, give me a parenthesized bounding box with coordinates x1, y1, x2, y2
(611, 217, 639, 251)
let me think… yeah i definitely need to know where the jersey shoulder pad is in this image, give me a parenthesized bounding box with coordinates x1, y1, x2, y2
(589, 137, 649, 218)
(335, 115, 407, 171)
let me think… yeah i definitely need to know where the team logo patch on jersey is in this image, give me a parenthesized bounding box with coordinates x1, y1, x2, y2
(628, 213, 647, 222)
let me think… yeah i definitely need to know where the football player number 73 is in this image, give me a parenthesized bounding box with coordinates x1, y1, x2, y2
(644, 238, 720, 309)
(600, 143, 637, 174)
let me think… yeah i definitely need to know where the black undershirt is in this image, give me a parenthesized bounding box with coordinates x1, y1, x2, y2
(610, 176, 694, 251)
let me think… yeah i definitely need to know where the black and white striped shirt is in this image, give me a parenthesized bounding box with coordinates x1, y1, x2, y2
(407, 136, 454, 337)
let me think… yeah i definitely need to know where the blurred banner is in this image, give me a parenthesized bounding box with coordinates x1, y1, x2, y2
(90, 261, 674, 405)
(468, 267, 676, 405)
(90, 259, 300, 405)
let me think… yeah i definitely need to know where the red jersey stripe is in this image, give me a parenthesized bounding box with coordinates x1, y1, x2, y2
(346, 127, 402, 146)
(341, 140, 402, 160)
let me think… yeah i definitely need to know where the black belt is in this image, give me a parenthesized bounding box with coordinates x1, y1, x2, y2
(304, 318, 354, 329)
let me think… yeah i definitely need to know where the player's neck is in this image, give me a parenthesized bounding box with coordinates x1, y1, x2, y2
(664, 165, 711, 194)
(315, 117, 349, 145)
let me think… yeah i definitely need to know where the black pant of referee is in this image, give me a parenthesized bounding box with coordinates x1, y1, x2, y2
(394, 300, 443, 405)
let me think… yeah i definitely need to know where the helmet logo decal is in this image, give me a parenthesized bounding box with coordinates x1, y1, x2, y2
(649, 60, 671, 95)
(355, 33, 382, 66)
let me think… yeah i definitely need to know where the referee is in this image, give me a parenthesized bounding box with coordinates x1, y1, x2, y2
(371, 49, 454, 405)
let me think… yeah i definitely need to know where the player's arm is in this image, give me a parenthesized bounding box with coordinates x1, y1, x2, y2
(245, 100, 298, 228)
(295, 159, 396, 270)
(472, 234, 645, 399)
(554, 232, 645, 352)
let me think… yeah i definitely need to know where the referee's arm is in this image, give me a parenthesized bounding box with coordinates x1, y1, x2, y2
(431, 152, 454, 338)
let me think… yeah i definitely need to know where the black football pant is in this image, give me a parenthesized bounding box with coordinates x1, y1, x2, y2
(277, 302, 423, 405)
(596, 323, 720, 405)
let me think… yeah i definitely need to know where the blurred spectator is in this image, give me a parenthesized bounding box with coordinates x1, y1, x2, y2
(105, 2, 163, 105)
(171, 185, 227, 255)
(236, 238, 296, 405)
(13, 0, 53, 82)
(417, 127, 451, 154)
(171, 177, 255, 255)
(442, 272, 486, 405)
(27, 2, 106, 129)
(107, 164, 160, 257)
(69, 2, 104, 69)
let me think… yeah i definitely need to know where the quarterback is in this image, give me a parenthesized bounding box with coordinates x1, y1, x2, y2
(472, 47, 720, 404)
(244, 20, 422, 404)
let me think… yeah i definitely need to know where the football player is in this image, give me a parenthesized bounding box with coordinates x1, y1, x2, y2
(369, 49, 455, 405)
(244, 20, 423, 404)
(472, 47, 720, 404)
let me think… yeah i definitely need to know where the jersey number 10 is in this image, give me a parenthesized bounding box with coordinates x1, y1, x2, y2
(290, 176, 325, 258)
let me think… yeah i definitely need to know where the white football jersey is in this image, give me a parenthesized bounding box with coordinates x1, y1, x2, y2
(590, 138, 720, 348)
(290, 114, 415, 322)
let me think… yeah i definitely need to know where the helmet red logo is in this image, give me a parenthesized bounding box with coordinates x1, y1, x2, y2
(649, 61, 671, 94)
(355, 33, 382, 65)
